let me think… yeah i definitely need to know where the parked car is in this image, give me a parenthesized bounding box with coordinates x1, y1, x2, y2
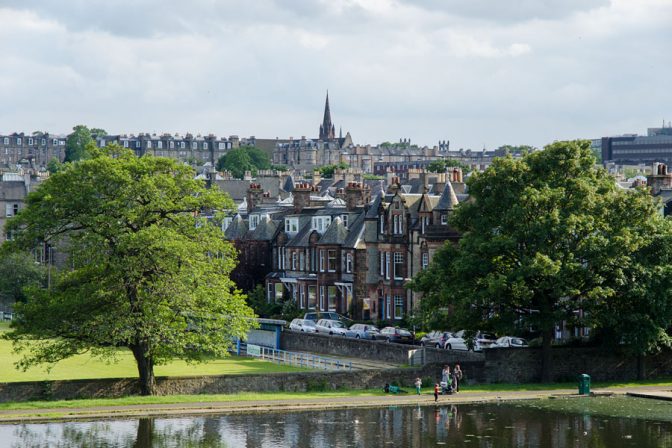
(315, 319, 352, 336)
(289, 318, 318, 333)
(420, 331, 453, 348)
(349, 324, 383, 340)
(492, 336, 529, 348)
(445, 330, 497, 351)
(304, 312, 353, 326)
(380, 327, 415, 344)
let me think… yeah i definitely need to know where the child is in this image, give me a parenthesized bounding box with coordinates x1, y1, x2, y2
(434, 383, 440, 402)
(414, 377, 422, 395)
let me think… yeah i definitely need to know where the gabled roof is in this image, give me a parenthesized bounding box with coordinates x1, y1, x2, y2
(319, 217, 348, 245)
(365, 192, 384, 219)
(343, 213, 365, 248)
(249, 215, 278, 241)
(282, 175, 294, 193)
(224, 214, 248, 239)
(434, 182, 459, 211)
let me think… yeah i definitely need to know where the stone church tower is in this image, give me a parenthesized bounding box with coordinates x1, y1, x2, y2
(319, 92, 336, 141)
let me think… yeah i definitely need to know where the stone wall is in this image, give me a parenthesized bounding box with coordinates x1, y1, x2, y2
(483, 347, 672, 383)
(0, 365, 448, 403)
(280, 332, 484, 366)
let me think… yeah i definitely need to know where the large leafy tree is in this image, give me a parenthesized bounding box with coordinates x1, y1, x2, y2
(216, 146, 270, 179)
(410, 140, 672, 381)
(4, 144, 255, 395)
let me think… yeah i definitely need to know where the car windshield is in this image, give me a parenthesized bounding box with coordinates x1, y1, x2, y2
(511, 338, 526, 345)
(368, 326, 380, 332)
(481, 333, 496, 340)
(398, 329, 411, 336)
(303, 320, 316, 327)
(332, 321, 346, 328)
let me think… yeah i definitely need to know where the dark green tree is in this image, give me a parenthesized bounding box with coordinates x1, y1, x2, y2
(46, 157, 62, 174)
(216, 146, 270, 179)
(64, 125, 106, 162)
(0, 252, 47, 305)
(316, 162, 349, 178)
(410, 140, 670, 381)
(4, 144, 255, 395)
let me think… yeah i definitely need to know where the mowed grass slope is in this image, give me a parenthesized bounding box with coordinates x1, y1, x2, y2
(0, 322, 305, 382)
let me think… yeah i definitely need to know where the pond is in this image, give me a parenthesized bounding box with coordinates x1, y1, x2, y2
(2, 398, 672, 447)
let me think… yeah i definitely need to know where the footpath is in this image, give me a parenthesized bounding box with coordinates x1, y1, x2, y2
(0, 385, 670, 423)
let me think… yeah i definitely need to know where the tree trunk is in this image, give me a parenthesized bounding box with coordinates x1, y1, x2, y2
(636, 354, 645, 381)
(131, 344, 156, 396)
(133, 418, 154, 448)
(541, 326, 554, 383)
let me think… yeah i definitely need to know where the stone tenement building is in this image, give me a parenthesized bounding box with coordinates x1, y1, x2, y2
(223, 169, 465, 322)
(0, 132, 67, 169)
(96, 133, 236, 166)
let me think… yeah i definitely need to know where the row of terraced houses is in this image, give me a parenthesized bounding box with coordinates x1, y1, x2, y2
(223, 169, 465, 322)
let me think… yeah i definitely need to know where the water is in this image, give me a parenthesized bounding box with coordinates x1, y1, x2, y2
(1, 402, 671, 447)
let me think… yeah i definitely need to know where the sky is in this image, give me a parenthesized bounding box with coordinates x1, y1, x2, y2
(1, 0, 671, 150)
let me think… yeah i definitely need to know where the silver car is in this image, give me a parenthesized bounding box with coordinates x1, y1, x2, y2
(316, 319, 350, 336)
(289, 318, 317, 333)
(348, 323, 382, 340)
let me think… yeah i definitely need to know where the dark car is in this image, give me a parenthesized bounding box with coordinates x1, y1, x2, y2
(420, 331, 453, 348)
(380, 327, 414, 344)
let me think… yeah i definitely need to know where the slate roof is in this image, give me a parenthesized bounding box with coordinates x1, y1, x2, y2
(282, 175, 294, 193)
(248, 215, 278, 241)
(365, 192, 384, 219)
(343, 213, 365, 249)
(434, 182, 459, 211)
(319, 217, 348, 245)
(224, 214, 248, 239)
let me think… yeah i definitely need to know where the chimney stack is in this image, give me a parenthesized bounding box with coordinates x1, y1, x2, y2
(293, 182, 312, 213)
(345, 182, 370, 211)
(246, 183, 264, 211)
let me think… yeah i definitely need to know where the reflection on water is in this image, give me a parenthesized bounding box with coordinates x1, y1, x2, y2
(2, 402, 672, 447)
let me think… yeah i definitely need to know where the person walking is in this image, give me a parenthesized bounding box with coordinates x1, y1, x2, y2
(453, 364, 463, 393)
(414, 377, 422, 395)
(434, 383, 440, 402)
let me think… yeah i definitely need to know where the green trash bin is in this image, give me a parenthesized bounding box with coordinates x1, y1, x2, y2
(578, 374, 591, 395)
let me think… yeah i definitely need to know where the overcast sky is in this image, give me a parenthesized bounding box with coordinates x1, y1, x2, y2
(1, 0, 671, 149)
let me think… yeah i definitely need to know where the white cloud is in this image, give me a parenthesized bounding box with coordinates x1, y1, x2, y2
(0, 1, 671, 149)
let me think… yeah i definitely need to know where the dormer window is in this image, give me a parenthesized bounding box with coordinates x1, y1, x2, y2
(285, 217, 299, 234)
(441, 214, 447, 225)
(203, 142, 208, 150)
(249, 215, 260, 230)
(157, 141, 163, 149)
(221, 217, 233, 232)
(341, 214, 348, 228)
(192, 142, 198, 150)
(311, 216, 331, 233)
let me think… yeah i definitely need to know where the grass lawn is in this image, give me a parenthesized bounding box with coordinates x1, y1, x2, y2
(0, 324, 306, 382)
(0, 389, 391, 412)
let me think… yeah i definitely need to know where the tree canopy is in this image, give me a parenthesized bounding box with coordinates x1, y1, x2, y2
(216, 146, 270, 179)
(64, 125, 106, 162)
(315, 162, 349, 178)
(426, 159, 471, 174)
(4, 144, 255, 395)
(410, 140, 672, 381)
(0, 251, 47, 306)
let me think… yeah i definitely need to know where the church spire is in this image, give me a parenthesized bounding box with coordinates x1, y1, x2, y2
(319, 91, 336, 141)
